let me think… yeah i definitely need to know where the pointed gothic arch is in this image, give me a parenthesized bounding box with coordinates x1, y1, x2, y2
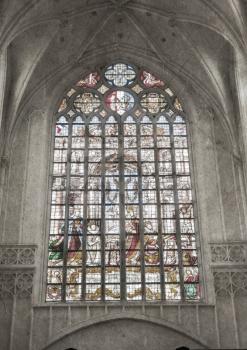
(46, 62, 200, 302)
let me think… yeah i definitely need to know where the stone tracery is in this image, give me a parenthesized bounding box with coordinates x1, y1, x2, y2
(47, 63, 200, 302)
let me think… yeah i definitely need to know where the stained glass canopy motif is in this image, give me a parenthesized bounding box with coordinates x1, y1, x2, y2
(47, 63, 200, 302)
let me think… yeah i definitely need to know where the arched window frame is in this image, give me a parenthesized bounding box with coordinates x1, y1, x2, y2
(46, 62, 201, 303)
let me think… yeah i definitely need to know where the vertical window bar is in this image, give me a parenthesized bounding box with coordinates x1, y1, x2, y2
(136, 120, 146, 300)
(153, 121, 165, 300)
(118, 120, 126, 300)
(81, 120, 89, 300)
(62, 117, 73, 301)
(170, 121, 185, 300)
(101, 121, 106, 300)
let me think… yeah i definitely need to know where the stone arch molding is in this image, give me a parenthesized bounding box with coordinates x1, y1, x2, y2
(33, 50, 237, 158)
(42, 313, 209, 350)
(11, 48, 233, 151)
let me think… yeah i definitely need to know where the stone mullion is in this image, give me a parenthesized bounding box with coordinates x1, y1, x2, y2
(118, 121, 126, 300)
(61, 118, 72, 302)
(153, 122, 165, 301)
(81, 122, 89, 300)
(170, 122, 185, 301)
(136, 121, 146, 300)
(101, 122, 106, 301)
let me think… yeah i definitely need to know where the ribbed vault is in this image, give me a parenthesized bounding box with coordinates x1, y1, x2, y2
(0, 0, 246, 155)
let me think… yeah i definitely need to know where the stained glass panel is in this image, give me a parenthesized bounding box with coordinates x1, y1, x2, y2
(141, 70, 165, 87)
(105, 63, 136, 87)
(141, 93, 167, 113)
(126, 284, 142, 300)
(105, 90, 135, 115)
(73, 93, 101, 114)
(46, 63, 200, 302)
(76, 72, 100, 87)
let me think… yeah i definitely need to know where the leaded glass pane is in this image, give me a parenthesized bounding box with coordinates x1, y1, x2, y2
(105, 63, 136, 87)
(105, 91, 135, 115)
(46, 63, 200, 302)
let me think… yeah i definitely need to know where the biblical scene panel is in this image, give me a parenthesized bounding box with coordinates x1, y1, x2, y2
(47, 63, 200, 302)
(105, 90, 135, 115)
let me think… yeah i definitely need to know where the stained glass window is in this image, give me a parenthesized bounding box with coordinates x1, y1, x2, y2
(46, 63, 200, 302)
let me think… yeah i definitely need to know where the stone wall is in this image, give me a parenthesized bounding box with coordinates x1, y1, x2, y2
(1, 242, 247, 349)
(0, 76, 246, 348)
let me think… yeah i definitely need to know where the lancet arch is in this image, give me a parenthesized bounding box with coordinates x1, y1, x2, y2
(46, 62, 200, 302)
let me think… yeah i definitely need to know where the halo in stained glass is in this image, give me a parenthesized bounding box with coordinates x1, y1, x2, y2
(141, 93, 167, 113)
(73, 92, 101, 114)
(105, 63, 136, 87)
(105, 90, 135, 115)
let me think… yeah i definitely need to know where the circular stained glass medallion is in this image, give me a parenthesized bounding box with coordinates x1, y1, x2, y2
(105, 90, 135, 115)
(73, 92, 101, 114)
(105, 63, 136, 87)
(141, 93, 167, 113)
